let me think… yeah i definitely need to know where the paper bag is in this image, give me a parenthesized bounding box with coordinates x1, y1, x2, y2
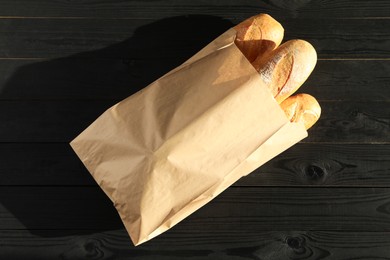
(70, 28, 308, 246)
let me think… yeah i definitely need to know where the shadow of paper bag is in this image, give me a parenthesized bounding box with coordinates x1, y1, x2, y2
(70, 28, 307, 246)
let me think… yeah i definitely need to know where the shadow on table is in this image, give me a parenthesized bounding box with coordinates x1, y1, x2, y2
(0, 15, 233, 237)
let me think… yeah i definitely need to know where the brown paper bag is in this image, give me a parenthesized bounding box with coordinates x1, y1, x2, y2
(70, 28, 307, 246)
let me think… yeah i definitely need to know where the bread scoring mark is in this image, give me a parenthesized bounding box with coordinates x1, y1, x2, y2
(290, 101, 299, 123)
(303, 108, 320, 119)
(276, 54, 294, 99)
(259, 52, 283, 85)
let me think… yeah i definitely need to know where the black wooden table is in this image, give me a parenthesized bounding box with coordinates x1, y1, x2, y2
(1, 1, 389, 259)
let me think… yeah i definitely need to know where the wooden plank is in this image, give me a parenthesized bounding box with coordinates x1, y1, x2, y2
(0, 18, 388, 59)
(280, 18, 390, 59)
(1, 143, 389, 187)
(1, 59, 389, 101)
(0, 17, 232, 59)
(0, 100, 114, 142)
(307, 101, 390, 143)
(240, 143, 390, 186)
(0, 0, 388, 18)
(0, 187, 123, 230)
(0, 143, 95, 186)
(0, 58, 181, 101)
(0, 230, 390, 259)
(302, 60, 390, 102)
(1, 186, 390, 231)
(0, 100, 388, 143)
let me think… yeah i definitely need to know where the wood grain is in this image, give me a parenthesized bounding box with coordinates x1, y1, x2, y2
(0, 100, 388, 143)
(0, 59, 389, 101)
(0, 58, 178, 101)
(1, 143, 389, 187)
(1, 187, 390, 231)
(307, 101, 390, 143)
(1, 230, 390, 259)
(0, 100, 114, 142)
(0, 18, 388, 59)
(303, 60, 390, 102)
(0, 0, 388, 19)
(240, 143, 390, 186)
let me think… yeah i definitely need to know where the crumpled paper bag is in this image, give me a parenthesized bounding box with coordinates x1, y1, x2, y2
(70, 27, 308, 246)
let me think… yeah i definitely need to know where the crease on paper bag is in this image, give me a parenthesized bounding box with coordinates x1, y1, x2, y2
(70, 28, 308, 246)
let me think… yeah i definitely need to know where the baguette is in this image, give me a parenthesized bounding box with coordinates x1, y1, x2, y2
(235, 14, 320, 130)
(234, 14, 284, 63)
(280, 94, 321, 130)
(253, 39, 317, 104)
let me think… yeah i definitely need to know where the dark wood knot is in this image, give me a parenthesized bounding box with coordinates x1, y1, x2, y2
(285, 235, 309, 256)
(286, 236, 303, 249)
(83, 238, 105, 258)
(305, 165, 325, 181)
